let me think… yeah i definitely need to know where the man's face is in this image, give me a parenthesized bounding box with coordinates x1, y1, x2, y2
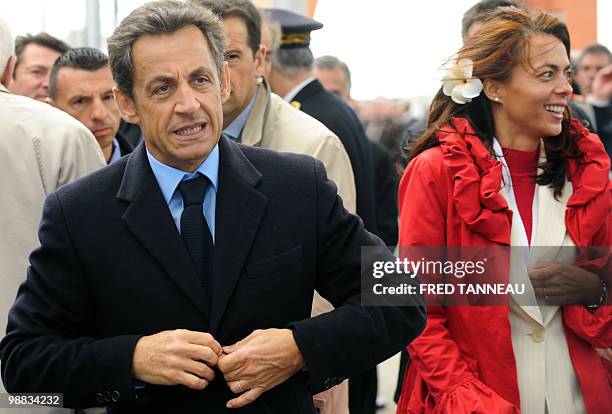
(10, 43, 61, 101)
(50, 67, 120, 156)
(222, 16, 265, 127)
(575, 52, 611, 96)
(314, 67, 349, 101)
(114, 25, 230, 172)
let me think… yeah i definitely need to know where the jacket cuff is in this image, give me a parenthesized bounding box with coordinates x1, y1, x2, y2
(82, 334, 143, 407)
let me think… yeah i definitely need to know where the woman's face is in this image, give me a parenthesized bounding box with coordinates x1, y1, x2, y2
(493, 34, 573, 143)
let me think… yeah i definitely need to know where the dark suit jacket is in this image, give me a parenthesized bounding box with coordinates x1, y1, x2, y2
(1, 137, 425, 413)
(292, 79, 378, 236)
(115, 130, 135, 158)
(118, 120, 143, 148)
(370, 141, 398, 249)
(593, 103, 612, 159)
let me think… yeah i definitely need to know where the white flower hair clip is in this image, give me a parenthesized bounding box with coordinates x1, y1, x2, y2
(442, 58, 483, 104)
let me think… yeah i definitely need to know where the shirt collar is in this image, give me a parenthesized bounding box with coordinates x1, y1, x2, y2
(146, 144, 219, 205)
(108, 138, 122, 164)
(224, 88, 258, 140)
(283, 76, 316, 102)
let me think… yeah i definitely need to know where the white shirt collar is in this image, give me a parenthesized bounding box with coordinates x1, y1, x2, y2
(283, 76, 316, 102)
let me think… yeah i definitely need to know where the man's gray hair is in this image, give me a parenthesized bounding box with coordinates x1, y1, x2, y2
(107, 0, 226, 97)
(314, 55, 351, 92)
(272, 47, 313, 78)
(578, 43, 612, 66)
(0, 17, 14, 76)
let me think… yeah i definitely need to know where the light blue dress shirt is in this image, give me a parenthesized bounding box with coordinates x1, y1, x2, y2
(108, 138, 122, 164)
(223, 89, 258, 142)
(146, 145, 219, 243)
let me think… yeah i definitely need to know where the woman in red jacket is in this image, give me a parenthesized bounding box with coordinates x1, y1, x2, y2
(397, 8, 611, 414)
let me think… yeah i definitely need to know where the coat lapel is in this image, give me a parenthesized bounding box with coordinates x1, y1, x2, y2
(241, 80, 271, 148)
(499, 185, 543, 324)
(210, 137, 268, 333)
(117, 144, 211, 321)
(533, 180, 572, 249)
(532, 142, 572, 250)
(502, 143, 574, 326)
(533, 179, 573, 327)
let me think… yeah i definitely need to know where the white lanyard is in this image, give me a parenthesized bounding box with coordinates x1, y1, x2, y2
(492, 138, 539, 253)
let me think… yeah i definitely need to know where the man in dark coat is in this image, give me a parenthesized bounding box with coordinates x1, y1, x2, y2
(0, 2, 425, 413)
(265, 9, 378, 239)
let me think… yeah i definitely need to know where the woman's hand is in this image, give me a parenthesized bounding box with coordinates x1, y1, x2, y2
(528, 261, 603, 306)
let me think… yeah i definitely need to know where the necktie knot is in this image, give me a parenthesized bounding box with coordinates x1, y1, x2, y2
(178, 174, 209, 207)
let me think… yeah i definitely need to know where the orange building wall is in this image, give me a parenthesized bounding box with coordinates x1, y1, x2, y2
(524, 0, 597, 51)
(307, 0, 317, 17)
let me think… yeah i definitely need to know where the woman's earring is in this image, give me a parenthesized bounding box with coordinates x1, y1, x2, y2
(494, 97, 500, 102)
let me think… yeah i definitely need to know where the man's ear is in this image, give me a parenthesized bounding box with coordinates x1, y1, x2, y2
(483, 78, 504, 103)
(1, 55, 15, 88)
(113, 86, 140, 124)
(254, 44, 266, 79)
(220, 61, 230, 104)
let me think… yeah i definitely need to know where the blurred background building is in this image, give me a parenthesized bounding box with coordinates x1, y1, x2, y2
(2, 0, 609, 106)
(1, 2, 609, 412)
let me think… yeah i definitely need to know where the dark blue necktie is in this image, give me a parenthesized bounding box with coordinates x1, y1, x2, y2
(178, 175, 214, 293)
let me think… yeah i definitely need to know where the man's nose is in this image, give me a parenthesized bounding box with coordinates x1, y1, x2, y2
(175, 83, 200, 115)
(91, 98, 108, 121)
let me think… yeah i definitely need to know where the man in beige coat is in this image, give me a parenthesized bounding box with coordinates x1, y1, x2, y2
(236, 78, 356, 212)
(192, 2, 354, 413)
(0, 18, 105, 413)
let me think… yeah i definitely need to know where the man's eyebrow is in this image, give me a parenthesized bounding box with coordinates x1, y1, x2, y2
(145, 68, 214, 89)
(145, 74, 176, 90)
(69, 94, 90, 102)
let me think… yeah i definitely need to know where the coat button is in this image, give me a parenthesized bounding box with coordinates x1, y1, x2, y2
(96, 393, 104, 404)
(104, 390, 112, 402)
(111, 390, 120, 402)
(532, 327, 545, 343)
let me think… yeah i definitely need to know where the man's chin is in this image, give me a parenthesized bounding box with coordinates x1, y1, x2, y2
(94, 133, 115, 147)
